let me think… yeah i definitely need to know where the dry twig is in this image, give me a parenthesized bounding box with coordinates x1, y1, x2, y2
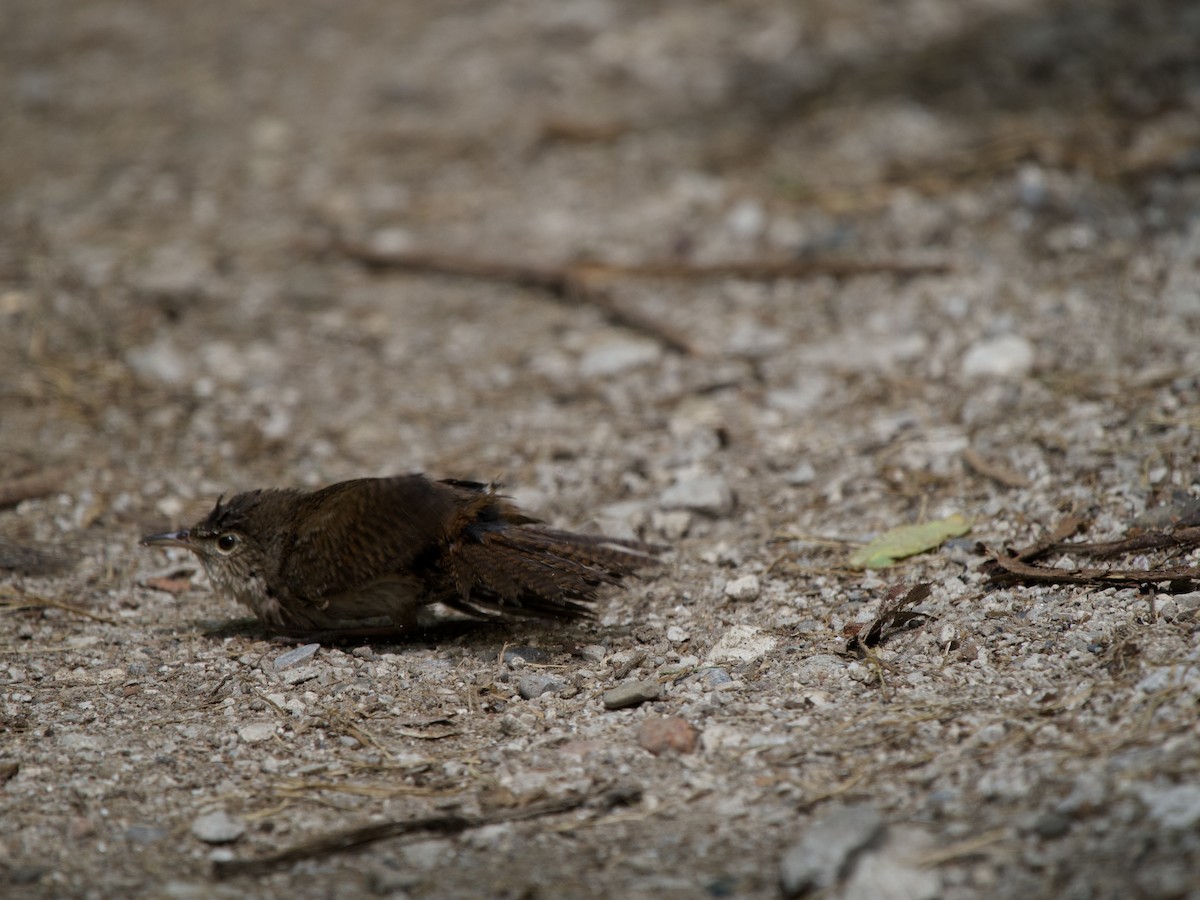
(0, 467, 69, 509)
(338, 244, 950, 357)
(213, 794, 588, 878)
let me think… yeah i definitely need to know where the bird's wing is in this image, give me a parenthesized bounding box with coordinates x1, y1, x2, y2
(276, 475, 461, 602)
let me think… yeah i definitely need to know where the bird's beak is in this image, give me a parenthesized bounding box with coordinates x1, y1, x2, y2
(140, 529, 193, 550)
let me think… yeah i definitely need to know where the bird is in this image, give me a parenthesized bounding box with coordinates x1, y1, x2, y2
(141, 474, 665, 633)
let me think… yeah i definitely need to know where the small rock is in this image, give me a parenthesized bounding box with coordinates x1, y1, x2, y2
(779, 804, 885, 897)
(723, 574, 761, 601)
(518, 673, 564, 700)
(503, 646, 552, 666)
(237, 722, 277, 744)
(603, 679, 661, 710)
(126, 338, 190, 385)
(699, 667, 733, 688)
(279, 664, 321, 686)
(665, 625, 689, 643)
(660, 474, 735, 517)
(841, 823, 940, 900)
(705, 625, 776, 664)
(784, 462, 816, 485)
(725, 199, 766, 240)
(464, 822, 514, 852)
(579, 645, 608, 664)
(399, 838, 454, 871)
(650, 510, 692, 540)
(961, 334, 1034, 379)
(190, 810, 246, 845)
(367, 226, 415, 256)
(499, 714, 532, 736)
(273, 643, 319, 671)
(1031, 811, 1072, 839)
(637, 716, 698, 755)
(579, 338, 662, 377)
(1136, 783, 1200, 829)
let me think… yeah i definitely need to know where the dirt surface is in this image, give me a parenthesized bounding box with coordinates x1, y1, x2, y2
(4, 1, 1200, 897)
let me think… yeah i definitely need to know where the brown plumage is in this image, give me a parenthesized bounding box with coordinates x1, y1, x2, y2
(141, 475, 665, 632)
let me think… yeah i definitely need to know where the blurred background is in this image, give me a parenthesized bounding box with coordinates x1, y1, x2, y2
(3, 0, 1197, 530)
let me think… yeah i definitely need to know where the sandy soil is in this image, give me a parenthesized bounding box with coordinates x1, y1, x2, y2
(3, 1, 1200, 897)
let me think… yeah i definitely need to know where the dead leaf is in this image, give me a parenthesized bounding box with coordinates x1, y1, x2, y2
(849, 515, 972, 569)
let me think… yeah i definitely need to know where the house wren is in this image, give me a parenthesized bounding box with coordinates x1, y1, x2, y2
(141, 475, 664, 632)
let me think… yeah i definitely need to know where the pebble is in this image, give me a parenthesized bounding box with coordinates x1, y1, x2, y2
(603, 679, 661, 710)
(518, 673, 564, 700)
(779, 804, 885, 897)
(660, 474, 735, 517)
(273, 643, 320, 671)
(1031, 811, 1072, 839)
(699, 667, 733, 688)
(636, 716, 698, 755)
(399, 838, 454, 870)
(665, 625, 689, 643)
(499, 714, 533, 736)
(784, 462, 816, 485)
(723, 574, 761, 602)
(1136, 783, 1200, 829)
(650, 510, 692, 540)
(504, 646, 552, 666)
(126, 338, 190, 385)
(704, 625, 776, 664)
(279, 665, 321, 686)
(237, 722, 277, 744)
(841, 823, 940, 900)
(580, 645, 607, 664)
(190, 810, 246, 844)
(961, 334, 1035, 379)
(579, 338, 662, 377)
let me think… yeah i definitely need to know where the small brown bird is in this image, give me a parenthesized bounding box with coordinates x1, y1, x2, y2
(141, 475, 664, 632)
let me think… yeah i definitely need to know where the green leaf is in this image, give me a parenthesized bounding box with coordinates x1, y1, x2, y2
(848, 514, 973, 569)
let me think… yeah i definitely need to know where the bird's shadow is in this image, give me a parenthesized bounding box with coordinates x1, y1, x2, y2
(199, 616, 514, 649)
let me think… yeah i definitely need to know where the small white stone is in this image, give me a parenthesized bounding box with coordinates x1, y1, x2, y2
(705, 625, 776, 664)
(580, 644, 607, 664)
(1137, 783, 1200, 829)
(660, 473, 734, 517)
(962, 334, 1034, 379)
(666, 625, 690, 643)
(784, 462, 816, 485)
(190, 811, 245, 844)
(280, 665, 321, 686)
(273, 643, 319, 671)
(724, 574, 761, 602)
(725, 199, 766, 239)
(237, 722, 277, 744)
(126, 338, 189, 385)
(579, 338, 662, 377)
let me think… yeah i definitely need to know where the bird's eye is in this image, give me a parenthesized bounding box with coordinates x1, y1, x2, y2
(216, 533, 239, 553)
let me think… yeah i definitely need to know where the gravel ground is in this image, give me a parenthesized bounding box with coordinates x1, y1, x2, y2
(3, 1, 1200, 898)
